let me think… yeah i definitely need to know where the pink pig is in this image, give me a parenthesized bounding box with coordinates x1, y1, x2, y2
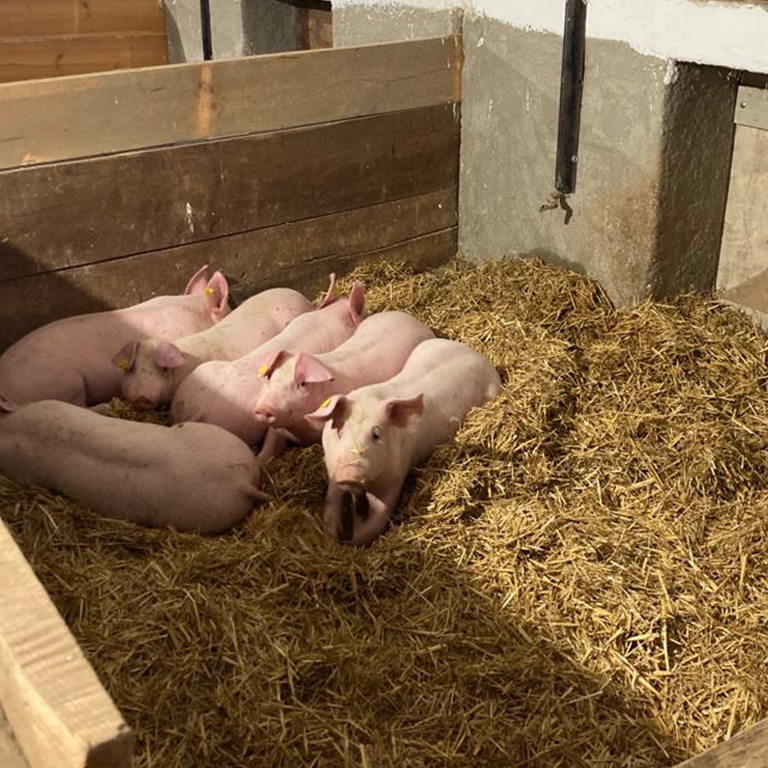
(252, 311, 435, 445)
(306, 338, 502, 546)
(0, 265, 229, 408)
(0, 393, 276, 534)
(113, 284, 315, 411)
(170, 280, 366, 444)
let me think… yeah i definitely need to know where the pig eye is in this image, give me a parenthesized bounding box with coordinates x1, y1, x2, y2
(371, 426, 382, 441)
(161, 366, 169, 374)
(298, 381, 307, 389)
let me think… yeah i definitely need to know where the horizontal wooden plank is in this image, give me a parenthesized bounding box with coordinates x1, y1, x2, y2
(674, 718, 768, 767)
(0, 0, 166, 38)
(0, 36, 461, 169)
(734, 84, 768, 131)
(252, 227, 457, 303)
(0, 520, 133, 768)
(0, 188, 457, 350)
(0, 32, 168, 84)
(0, 103, 460, 282)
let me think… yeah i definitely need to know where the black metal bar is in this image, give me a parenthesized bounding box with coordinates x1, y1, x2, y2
(200, 0, 213, 61)
(555, 0, 587, 196)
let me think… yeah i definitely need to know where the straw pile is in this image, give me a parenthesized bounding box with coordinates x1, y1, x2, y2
(3, 256, 768, 768)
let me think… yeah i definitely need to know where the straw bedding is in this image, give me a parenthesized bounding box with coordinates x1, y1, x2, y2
(2, 257, 768, 767)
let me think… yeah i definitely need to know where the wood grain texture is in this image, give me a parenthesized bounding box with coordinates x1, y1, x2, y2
(0, 189, 457, 350)
(0, 705, 28, 768)
(674, 719, 768, 767)
(298, 8, 333, 49)
(717, 124, 768, 294)
(0, 32, 168, 84)
(0, 36, 461, 168)
(0, 520, 133, 768)
(0, 0, 166, 38)
(0, 103, 460, 281)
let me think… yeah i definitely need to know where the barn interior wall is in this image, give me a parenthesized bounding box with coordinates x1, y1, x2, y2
(335, 2, 740, 305)
(163, 0, 301, 62)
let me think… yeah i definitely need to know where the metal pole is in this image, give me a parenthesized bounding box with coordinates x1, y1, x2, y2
(200, 0, 213, 61)
(555, 0, 587, 196)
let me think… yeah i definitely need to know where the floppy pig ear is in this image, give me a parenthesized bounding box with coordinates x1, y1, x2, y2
(295, 353, 334, 384)
(386, 394, 424, 427)
(318, 272, 338, 309)
(306, 394, 347, 423)
(0, 392, 16, 412)
(183, 265, 210, 295)
(256, 349, 286, 378)
(205, 271, 229, 312)
(111, 341, 139, 372)
(154, 341, 186, 369)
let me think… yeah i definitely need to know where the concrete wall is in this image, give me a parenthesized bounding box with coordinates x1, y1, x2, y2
(335, 0, 748, 304)
(164, 0, 300, 62)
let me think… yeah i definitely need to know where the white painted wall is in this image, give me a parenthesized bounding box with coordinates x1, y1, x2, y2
(334, 0, 768, 73)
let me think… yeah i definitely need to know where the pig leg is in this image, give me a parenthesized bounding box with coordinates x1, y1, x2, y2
(246, 427, 285, 502)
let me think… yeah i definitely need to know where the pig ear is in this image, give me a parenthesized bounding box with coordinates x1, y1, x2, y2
(318, 272, 338, 309)
(386, 394, 424, 427)
(295, 353, 334, 385)
(205, 271, 229, 314)
(154, 341, 186, 369)
(111, 341, 139, 372)
(0, 392, 16, 413)
(348, 281, 366, 325)
(306, 394, 348, 424)
(183, 265, 210, 295)
(256, 349, 286, 378)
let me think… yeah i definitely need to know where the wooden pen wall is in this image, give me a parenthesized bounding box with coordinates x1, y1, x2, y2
(0, 36, 462, 351)
(0, 0, 168, 84)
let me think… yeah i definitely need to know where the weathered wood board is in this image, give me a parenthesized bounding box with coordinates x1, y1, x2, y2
(717, 122, 768, 295)
(0, 705, 28, 768)
(0, 189, 458, 349)
(0, 36, 461, 169)
(674, 718, 768, 767)
(0, 103, 459, 281)
(0, 31, 168, 84)
(0, 0, 166, 38)
(0, 520, 133, 768)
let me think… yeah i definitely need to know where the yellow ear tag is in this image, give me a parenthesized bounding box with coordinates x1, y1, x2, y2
(116, 357, 129, 372)
(205, 286, 215, 297)
(321, 397, 332, 409)
(258, 363, 269, 377)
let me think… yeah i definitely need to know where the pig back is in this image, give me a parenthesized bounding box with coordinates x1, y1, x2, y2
(387, 339, 501, 462)
(0, 403, 259, 533)
(320, 311, 434, 377)
(189, 288, 314, 361)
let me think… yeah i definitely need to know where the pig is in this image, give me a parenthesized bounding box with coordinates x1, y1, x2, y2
(0, 265, 230, 408)
(170, 280, 367, 444)
(252, 311, 435, 445)
(0, 393, 277, 534)
(113, 284, 316, 411)
(306, 338, 502, 546)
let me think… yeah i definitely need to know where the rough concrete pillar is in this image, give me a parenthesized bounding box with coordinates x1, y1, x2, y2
(164, 0, 300, 63)
(334, 3, 461, 45)
(336, 4, 737, 306)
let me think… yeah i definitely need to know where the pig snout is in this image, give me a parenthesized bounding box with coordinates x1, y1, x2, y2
(253, 407, 277, 424)
(334, 462, 367, 486)
(130, 395, 157, 411)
